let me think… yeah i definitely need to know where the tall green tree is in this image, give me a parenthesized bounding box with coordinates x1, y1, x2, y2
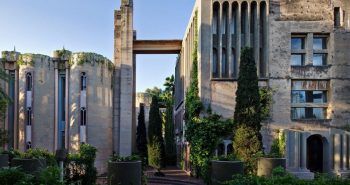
(233, 47, 262, 175)
(233, 47, 261, 132)
(163, 75, 176, 165)
(136, 104, 148, 163)
(148, 95, 165, 168)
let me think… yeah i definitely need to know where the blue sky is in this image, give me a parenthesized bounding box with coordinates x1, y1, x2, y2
(0, 0, 195, 92)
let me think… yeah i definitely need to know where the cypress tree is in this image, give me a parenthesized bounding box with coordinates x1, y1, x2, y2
(148, 96, 162, 143)
(136, 104, 148, 162)
(234, 47, 261, 132)
(233, 47, 262, 175)
(148, 95, 166, 169)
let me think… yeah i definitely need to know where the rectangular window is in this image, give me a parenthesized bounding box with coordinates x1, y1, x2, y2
(291, 91, 327, 103)
(26, 108, 32, 126)
(313, 54, 327, 66)
(291, 54, 305, 66)
(291, 80, 328, 120)
(80, 108, 86, 126)
(313, 37, 327, 50)
(291, 108, 327, 119)
(291, 37, 305, 50)
(334, 7, 341, 27)
(81, 72, 87, 91)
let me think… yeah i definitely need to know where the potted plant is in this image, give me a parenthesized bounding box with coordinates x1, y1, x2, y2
(0, 128, 9, 168)
(11, 148, 54, 175)
(108, 154, 142, 185)
(211, 154, 244, 185)
(257, 130, 286, 177)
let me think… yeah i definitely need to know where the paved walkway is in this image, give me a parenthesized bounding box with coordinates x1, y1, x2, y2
(146, 166, 204, 185)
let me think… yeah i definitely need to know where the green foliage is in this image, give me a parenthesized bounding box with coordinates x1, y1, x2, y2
(186, 113, 234, 182)
(136, 104, 148, 164)
(185, 10, 202, 123)
(259, 87, 273, 121)
(224, 167, 350, 185)
(148, 96, 162, 144)
(17, 148, 57, 166)
(72, 52, 114, 71)
(233, 125, 262, 175)
(234, 47, 261, 131)
(0, 128, 8, 147)
(269, 131, 286, 158)
(65, 144, 97, 185)
(148, 95, 166, 168)
(145, 87, 163, 99)
(17, 54, 34, 66)
(164, 97, 176, 165)
(212, 154, 237, 161)
(148, 139, 162, 171)
(109, 154, 141, 162)
(0, 167, 35, 185)
(0, 68, 11, 122)
(38, 166, 64, 185)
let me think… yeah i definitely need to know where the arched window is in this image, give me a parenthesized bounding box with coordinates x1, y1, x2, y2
(26, 73, 32, 91)
(81, 72, 87, 91)
(212, 2, 220, 35)
(222, 2, 229, 35)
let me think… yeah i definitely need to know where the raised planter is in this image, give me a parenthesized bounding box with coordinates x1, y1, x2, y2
(211, 160, 244, 185)
(108, 160, 141, 185)
(257, 157, 286, 177)
(11, 158, 47, 175)
(0, 154, 9, 168)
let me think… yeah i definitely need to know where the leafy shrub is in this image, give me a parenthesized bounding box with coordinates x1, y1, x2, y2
(110, 154, 141, 162)
(269, 131, 286, 158)
(212, 154, 237, 161)
(38, 166, 63, 185)
(186, 113, 234, 182)
(223, 167, 350, 185)
(20, 148, 57, 166)
(0, 167, 35, 185)
(148, 139, 161, 171)
(65, 144, 97, 185)
(233, 125, 262, 175)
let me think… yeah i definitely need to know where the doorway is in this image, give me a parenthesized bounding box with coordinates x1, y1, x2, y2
(307, 134, 323, 172)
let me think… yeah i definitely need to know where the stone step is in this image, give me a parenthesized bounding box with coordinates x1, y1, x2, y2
(148, 177, 202, 185)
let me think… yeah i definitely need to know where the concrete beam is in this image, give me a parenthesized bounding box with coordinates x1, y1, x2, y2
(133, 40, 182, 54)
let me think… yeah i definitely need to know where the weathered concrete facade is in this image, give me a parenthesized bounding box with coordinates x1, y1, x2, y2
(0, 50, 114, 173)
(174, 0, 350, 178)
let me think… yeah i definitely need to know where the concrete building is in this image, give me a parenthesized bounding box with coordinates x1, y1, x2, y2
(1, 0, 350, 178)
(0, 50, 114, 173)
(174, 0, 350, 178)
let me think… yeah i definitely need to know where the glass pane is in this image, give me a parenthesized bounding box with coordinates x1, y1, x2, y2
(312, 108, 325, 119)
(313, 54, 327, 66)
(313, 91, 327, 103)
(313, 37, 327, 50)
(292, 91, 306, 103)
(291, 108, 305, 119)
(291, 54, 304, 66)
(291, 37, 304, 49)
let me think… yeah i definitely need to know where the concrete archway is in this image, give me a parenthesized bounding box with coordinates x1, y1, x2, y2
(307, 134, 324, 173)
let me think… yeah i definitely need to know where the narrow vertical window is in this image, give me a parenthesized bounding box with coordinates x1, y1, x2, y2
(58, 72, 66, 149)
(334, 7, 341, 27)
(222, 49, 228, 77)
(8, 71, 15, 149)
(212, 48, 218, 78)
(80, 108, 86, 126)
(81, 72, 87, 91)
(212, 2, 220, 35)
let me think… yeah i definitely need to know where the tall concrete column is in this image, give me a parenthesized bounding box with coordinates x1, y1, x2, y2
(114, 0, 134, 157)
(300, 132, 309, 171)
(228, 2, 232, 78)
(342, 134, 347, 170)
(334, 134, 342, 171)
(236, 3, 241, 76)
(294, 132, 300, 170)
